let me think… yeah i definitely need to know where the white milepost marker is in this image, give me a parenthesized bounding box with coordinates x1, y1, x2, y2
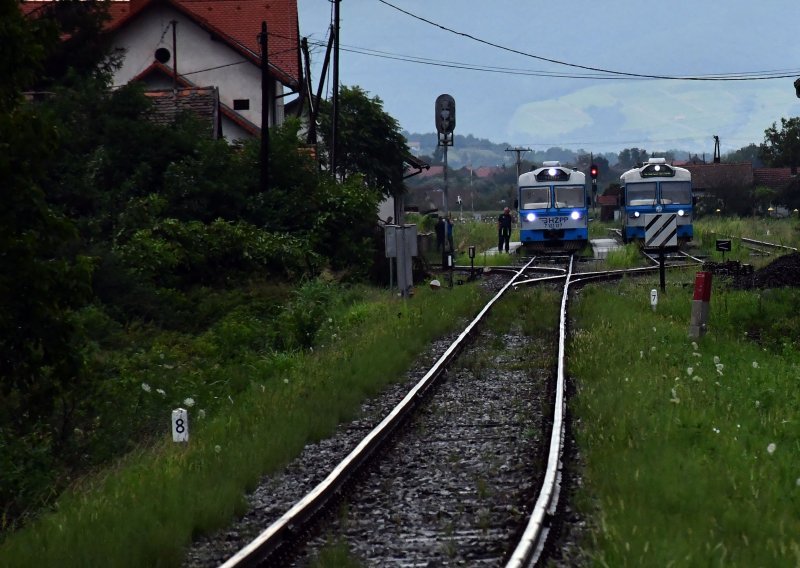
(650, 288, 658, 311)
(172, 408, 189, 442)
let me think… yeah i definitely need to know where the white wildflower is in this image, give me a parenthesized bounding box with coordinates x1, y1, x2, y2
(755, 400, 760, 407)
(214, 445, 221, 454)
(713, 355, 720, 364)
(156, 388, 166, 396)
(141, 383, 151, 393)
(639, 350, 644, 359)
(650, 346, 656, 352)
(752, 361, 759, 369)
(692, 376, 703, 382)
(692, 352, 702, 357)
(691, 341, 698, 350)
(198, 409, 206, 419)
(284, 378, 289, 384)
(713, 427, 720, 434)
(767, 443, 776, 454)
(183, 397, 195, 407)
(686, 367, 694, 376)
(669, 387, 680, 404)
(652, 327, 657, 332)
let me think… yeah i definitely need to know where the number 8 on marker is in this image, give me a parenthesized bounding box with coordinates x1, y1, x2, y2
(172, 408, 189, 442)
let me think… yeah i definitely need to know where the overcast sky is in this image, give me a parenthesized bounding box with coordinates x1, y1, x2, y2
(297, 0, 800, 157)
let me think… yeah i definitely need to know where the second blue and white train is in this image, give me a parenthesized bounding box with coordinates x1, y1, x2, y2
(620, 157, 694, 244)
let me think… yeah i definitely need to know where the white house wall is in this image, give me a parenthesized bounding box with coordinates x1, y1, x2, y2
(111, 4, 283, 140)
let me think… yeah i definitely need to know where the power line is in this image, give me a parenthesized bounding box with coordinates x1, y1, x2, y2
(375, 0, 800, 82)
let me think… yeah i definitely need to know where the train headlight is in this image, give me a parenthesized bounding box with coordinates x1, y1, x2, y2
(570, 211, 581, 220)
(677, 209, 685, 216)
(633, 211, 641, 218)
(526, 212, 536, 222)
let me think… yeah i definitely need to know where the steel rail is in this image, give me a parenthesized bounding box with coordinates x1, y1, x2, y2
(219, 259, 537, 568)
(505, 256, 574, 568)
(714, 233, 798, 253)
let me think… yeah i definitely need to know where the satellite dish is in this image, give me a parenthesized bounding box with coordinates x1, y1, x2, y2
(155, 48, 171, 64)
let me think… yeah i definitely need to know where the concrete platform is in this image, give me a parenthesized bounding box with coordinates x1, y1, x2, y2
(591, 238, 622, 259)
(484, 242, 523, 255)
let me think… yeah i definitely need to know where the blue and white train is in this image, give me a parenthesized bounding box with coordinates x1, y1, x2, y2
(620, 157, 693, 244)
(517, 161, 589, 251)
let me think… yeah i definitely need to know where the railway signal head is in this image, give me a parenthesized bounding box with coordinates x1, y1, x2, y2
(435, 94, 456, 134)
(590, 164, 598, 180)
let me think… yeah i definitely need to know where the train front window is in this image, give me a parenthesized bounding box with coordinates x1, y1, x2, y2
(626, 182, 657, 206)
(520, 186, 551, 209)
(554, 185, 585, 208)
(660, 181, 692, 204)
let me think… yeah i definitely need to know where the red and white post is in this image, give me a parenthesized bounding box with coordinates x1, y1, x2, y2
(689, 271, 713, 339)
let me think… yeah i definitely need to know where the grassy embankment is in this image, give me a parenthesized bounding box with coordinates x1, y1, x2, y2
(569, 264, 800, 565)
(0, 282, 486, 567)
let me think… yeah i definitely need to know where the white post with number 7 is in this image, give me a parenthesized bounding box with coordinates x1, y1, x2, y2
(650, 289, 658, 311)
(172, 408, 189, 443)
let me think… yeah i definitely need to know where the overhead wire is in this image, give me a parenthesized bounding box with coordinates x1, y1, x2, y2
(375, 0, 800, 81)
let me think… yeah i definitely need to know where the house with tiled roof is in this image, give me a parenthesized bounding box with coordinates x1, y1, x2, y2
(21, 0, 301, 141)
(753, 167, 797, 190)
(683, 162, 754, 191)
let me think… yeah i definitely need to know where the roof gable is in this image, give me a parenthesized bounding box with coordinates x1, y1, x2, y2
(21, 0, 300, 88)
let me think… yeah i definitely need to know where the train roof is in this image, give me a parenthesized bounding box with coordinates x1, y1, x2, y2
(519, 163, 586, 185)
(620, 158, 691, 181)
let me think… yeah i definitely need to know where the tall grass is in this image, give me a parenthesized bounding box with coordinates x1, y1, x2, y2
(570, 272, 800, 565)
(695, 216, 800, 263)
(0, 283, 486, 567)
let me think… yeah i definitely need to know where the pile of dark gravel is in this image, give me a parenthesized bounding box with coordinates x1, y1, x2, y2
(730, 252, 800, 289)
(702, 260, 754, 280)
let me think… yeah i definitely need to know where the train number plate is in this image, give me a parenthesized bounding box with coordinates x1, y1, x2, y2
(542, 216, 568, 228)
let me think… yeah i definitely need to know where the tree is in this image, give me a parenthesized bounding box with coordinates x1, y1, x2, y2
(724, 143, 763, 166)
(318, 85, 409, 199)
(0, 0, 92, 435)
(760, 117, 800, 169)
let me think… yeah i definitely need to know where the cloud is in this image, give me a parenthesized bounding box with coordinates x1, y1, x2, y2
(506, 80, 800, 152)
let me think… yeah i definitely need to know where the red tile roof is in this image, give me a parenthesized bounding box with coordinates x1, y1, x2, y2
(684, 162, 754, 189)
(132, 60, 260, 135)
(753, 167, 796, 189)
(21, 0, 300, 88)
(145, 86, 220, 137)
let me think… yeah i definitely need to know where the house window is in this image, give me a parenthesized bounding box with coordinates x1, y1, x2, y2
(233, 99, 249, 111)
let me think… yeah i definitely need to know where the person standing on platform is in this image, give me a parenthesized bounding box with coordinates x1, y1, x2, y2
(497, 207, 513, 253)
(446, 214, 454, 252)
(435, 215, 445, 252)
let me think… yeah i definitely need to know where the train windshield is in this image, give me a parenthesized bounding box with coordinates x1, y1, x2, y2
(554, 185, 585, 208)
(520, 186, 551, 209)
(626, 182, 657, 206)
(660, 181, 692, 204)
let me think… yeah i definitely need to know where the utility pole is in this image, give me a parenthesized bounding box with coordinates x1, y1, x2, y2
(506, 146, 531, 206)
(171, 20, 178, 92)
(331, 0, 341, 179)
(258, 21, 269, 193)
(506, 146, 531, 179)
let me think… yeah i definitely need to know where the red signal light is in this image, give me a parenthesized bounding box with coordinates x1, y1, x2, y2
(590, 164, 598, 180)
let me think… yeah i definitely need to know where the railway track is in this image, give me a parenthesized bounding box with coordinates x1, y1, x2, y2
(183, 258, 570, 567)
(183, 252, 708, 567)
